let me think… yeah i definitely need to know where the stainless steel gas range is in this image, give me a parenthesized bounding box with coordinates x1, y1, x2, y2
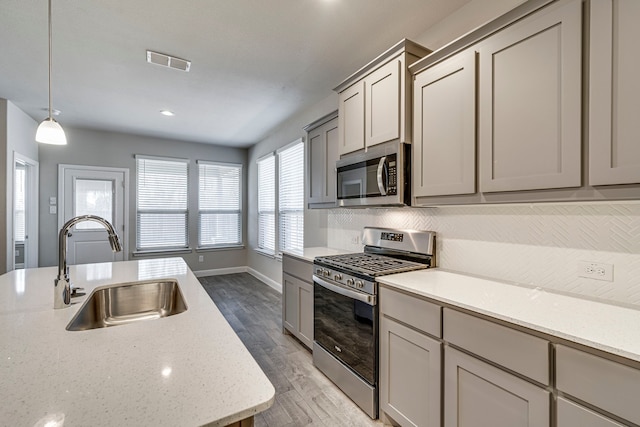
(312, 227, 436, 419)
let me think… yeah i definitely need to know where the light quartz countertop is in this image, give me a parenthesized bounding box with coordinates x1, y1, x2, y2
(378, 269, 640, 363)
(0, 258, 274, 427)
(282, 246, 354, 263)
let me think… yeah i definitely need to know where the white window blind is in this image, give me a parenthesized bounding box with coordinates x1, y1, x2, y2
(257, 155, 275, 253)
(136, 156, 188, 250)
(198, 161, 242, 247)
(14, 166, 25, 242)
(278, 141, 304, 253)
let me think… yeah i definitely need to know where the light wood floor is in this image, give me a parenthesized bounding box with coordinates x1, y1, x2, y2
(199, 273, 384, 427)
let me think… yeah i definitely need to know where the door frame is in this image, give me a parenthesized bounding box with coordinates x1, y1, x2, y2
(10, 152, 39, 270)
(58, 164, 130, 261)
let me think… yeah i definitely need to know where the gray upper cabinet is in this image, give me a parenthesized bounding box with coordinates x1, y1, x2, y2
(478, 0, 582, 193)
(335, 39, 431, 156)
(413, 49, 476, 198)
(589, 0, 640, 186)
(305, 111, 339, 208)
(337, 81, 365, 155)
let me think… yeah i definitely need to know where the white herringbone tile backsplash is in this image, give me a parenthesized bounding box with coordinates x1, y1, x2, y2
(327, 203, 640, 306)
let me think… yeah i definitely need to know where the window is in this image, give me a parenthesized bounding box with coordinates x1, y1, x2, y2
(278, 141, 304, 253)
(14, 165, 25, 242)
(136, 155, 188, 251)
(256, 139, 304, 256)
(257, 154, 275, 253)
(198, 161, 242, 248)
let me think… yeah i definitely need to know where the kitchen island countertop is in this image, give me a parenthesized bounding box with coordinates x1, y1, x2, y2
(379, 269, 640, 363)
(0, 258, 274, 427)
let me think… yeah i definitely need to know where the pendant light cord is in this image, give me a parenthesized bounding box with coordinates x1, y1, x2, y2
(48, 0, 53, 119)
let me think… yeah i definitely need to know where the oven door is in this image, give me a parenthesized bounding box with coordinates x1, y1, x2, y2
(313, 275, 377, 385)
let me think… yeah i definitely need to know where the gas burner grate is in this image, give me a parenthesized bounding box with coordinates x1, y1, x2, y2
(316, 253, 427, 277)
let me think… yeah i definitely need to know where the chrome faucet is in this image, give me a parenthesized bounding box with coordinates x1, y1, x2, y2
(54, 215, 122, 309)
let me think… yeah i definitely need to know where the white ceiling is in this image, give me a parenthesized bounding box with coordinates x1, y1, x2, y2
(0, 0, 470, 148)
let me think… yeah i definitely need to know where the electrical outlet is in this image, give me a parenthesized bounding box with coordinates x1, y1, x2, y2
(198, 255, 204, 263)
(578, 261, 613, 282)
(351, 235, 359, 245)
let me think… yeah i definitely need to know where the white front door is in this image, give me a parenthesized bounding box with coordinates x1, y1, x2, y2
(59, 165, 129, 265)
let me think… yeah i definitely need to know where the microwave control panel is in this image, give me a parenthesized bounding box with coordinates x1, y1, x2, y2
(387, 154, 397, 195)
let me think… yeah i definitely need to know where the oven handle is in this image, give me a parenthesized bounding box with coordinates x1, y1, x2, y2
(313, 275, 377, 306)
(376, 157, 388, 196)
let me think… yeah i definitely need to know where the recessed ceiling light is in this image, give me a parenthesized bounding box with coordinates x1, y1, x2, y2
(160, 110, 175, 116)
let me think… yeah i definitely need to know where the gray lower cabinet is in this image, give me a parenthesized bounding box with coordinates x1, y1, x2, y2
(379, 286, 442, 427)
(379, 317, 441, 427)
(282, 254, 314, 349)
(444, 346, 550, 427)
(556, 344, 640, 426)
(557, 397, 626, 427)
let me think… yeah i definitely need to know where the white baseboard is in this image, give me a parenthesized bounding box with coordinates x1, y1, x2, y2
(195, 265, 282, 293)
(193, 266, 247, 278)
(247, 268, 282, 293)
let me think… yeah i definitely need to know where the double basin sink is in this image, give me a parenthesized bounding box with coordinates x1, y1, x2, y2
(66, 279, 188, 331)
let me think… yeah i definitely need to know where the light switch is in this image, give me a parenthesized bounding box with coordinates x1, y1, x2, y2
(49, 196, 56, 205)
(49, 206, 57, 214)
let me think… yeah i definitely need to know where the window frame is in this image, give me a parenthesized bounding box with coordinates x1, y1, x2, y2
(135, 154, 190, 252)
(197, 160, 243, 249)
(256, 138, 305, 258)
(256, 153, 276, 256)
(277, 139, 304, 255)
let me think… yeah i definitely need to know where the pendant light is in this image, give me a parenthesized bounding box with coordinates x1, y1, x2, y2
(36, 0, 67, 145)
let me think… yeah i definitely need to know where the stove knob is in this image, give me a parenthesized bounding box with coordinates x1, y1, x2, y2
(316, 268, 323, 275)
(355, 280, 364, 289)
(334, 274, 343, 281)
(346, 278, 354, 286)
(323, 269, 330, 277)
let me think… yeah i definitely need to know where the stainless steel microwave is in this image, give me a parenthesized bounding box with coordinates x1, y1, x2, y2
(336, 142, 410, 207)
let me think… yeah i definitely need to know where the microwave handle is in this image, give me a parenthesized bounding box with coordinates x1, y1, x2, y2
(377, 157, 388, 196)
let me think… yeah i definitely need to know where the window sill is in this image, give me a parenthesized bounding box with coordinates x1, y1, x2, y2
(255, 248, 280, 260)
(196, 245, 245, 252)
(132, 248, 193, 257)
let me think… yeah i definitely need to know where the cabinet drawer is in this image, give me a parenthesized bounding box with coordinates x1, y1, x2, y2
(282, 254, 313, 282)
(443, 308, 549, 384)
(556, 344, 640, 425)
(380, 286, 441, 338)
(557, 397, 625, 427)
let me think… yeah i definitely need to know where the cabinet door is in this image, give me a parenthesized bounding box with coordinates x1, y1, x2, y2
(308, 125, 327, 204)
(413, 50, 476, 197)
(380, 317, 441, 427)
(444, 347, 550, 427)
(338, 81, 365, 155)
(589, 0, 640, 185)
(478, 0, 582, 193)
(557, 397, 626, 427)
(297, 279, 313, 348)
(283, 274, 299, 334)
(308, 117, 339, 205)
(325, 119, 339, 202)
(365, 59, 401, 148)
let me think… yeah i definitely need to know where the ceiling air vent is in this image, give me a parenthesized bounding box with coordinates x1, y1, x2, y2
(146, 50, 191, 72)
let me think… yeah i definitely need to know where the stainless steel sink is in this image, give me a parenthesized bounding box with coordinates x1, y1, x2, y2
(66, 279, 187, 331)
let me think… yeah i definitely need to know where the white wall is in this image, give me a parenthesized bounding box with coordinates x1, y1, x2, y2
(327, 204, 640, 307)
(247, 94, 337, 285)
(0, 99, 39, 273)
(37, 126, 248, 272)
(244, 0, 529, 286)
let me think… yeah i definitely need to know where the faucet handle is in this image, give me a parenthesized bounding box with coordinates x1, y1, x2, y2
(71, 286, 86, 297)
